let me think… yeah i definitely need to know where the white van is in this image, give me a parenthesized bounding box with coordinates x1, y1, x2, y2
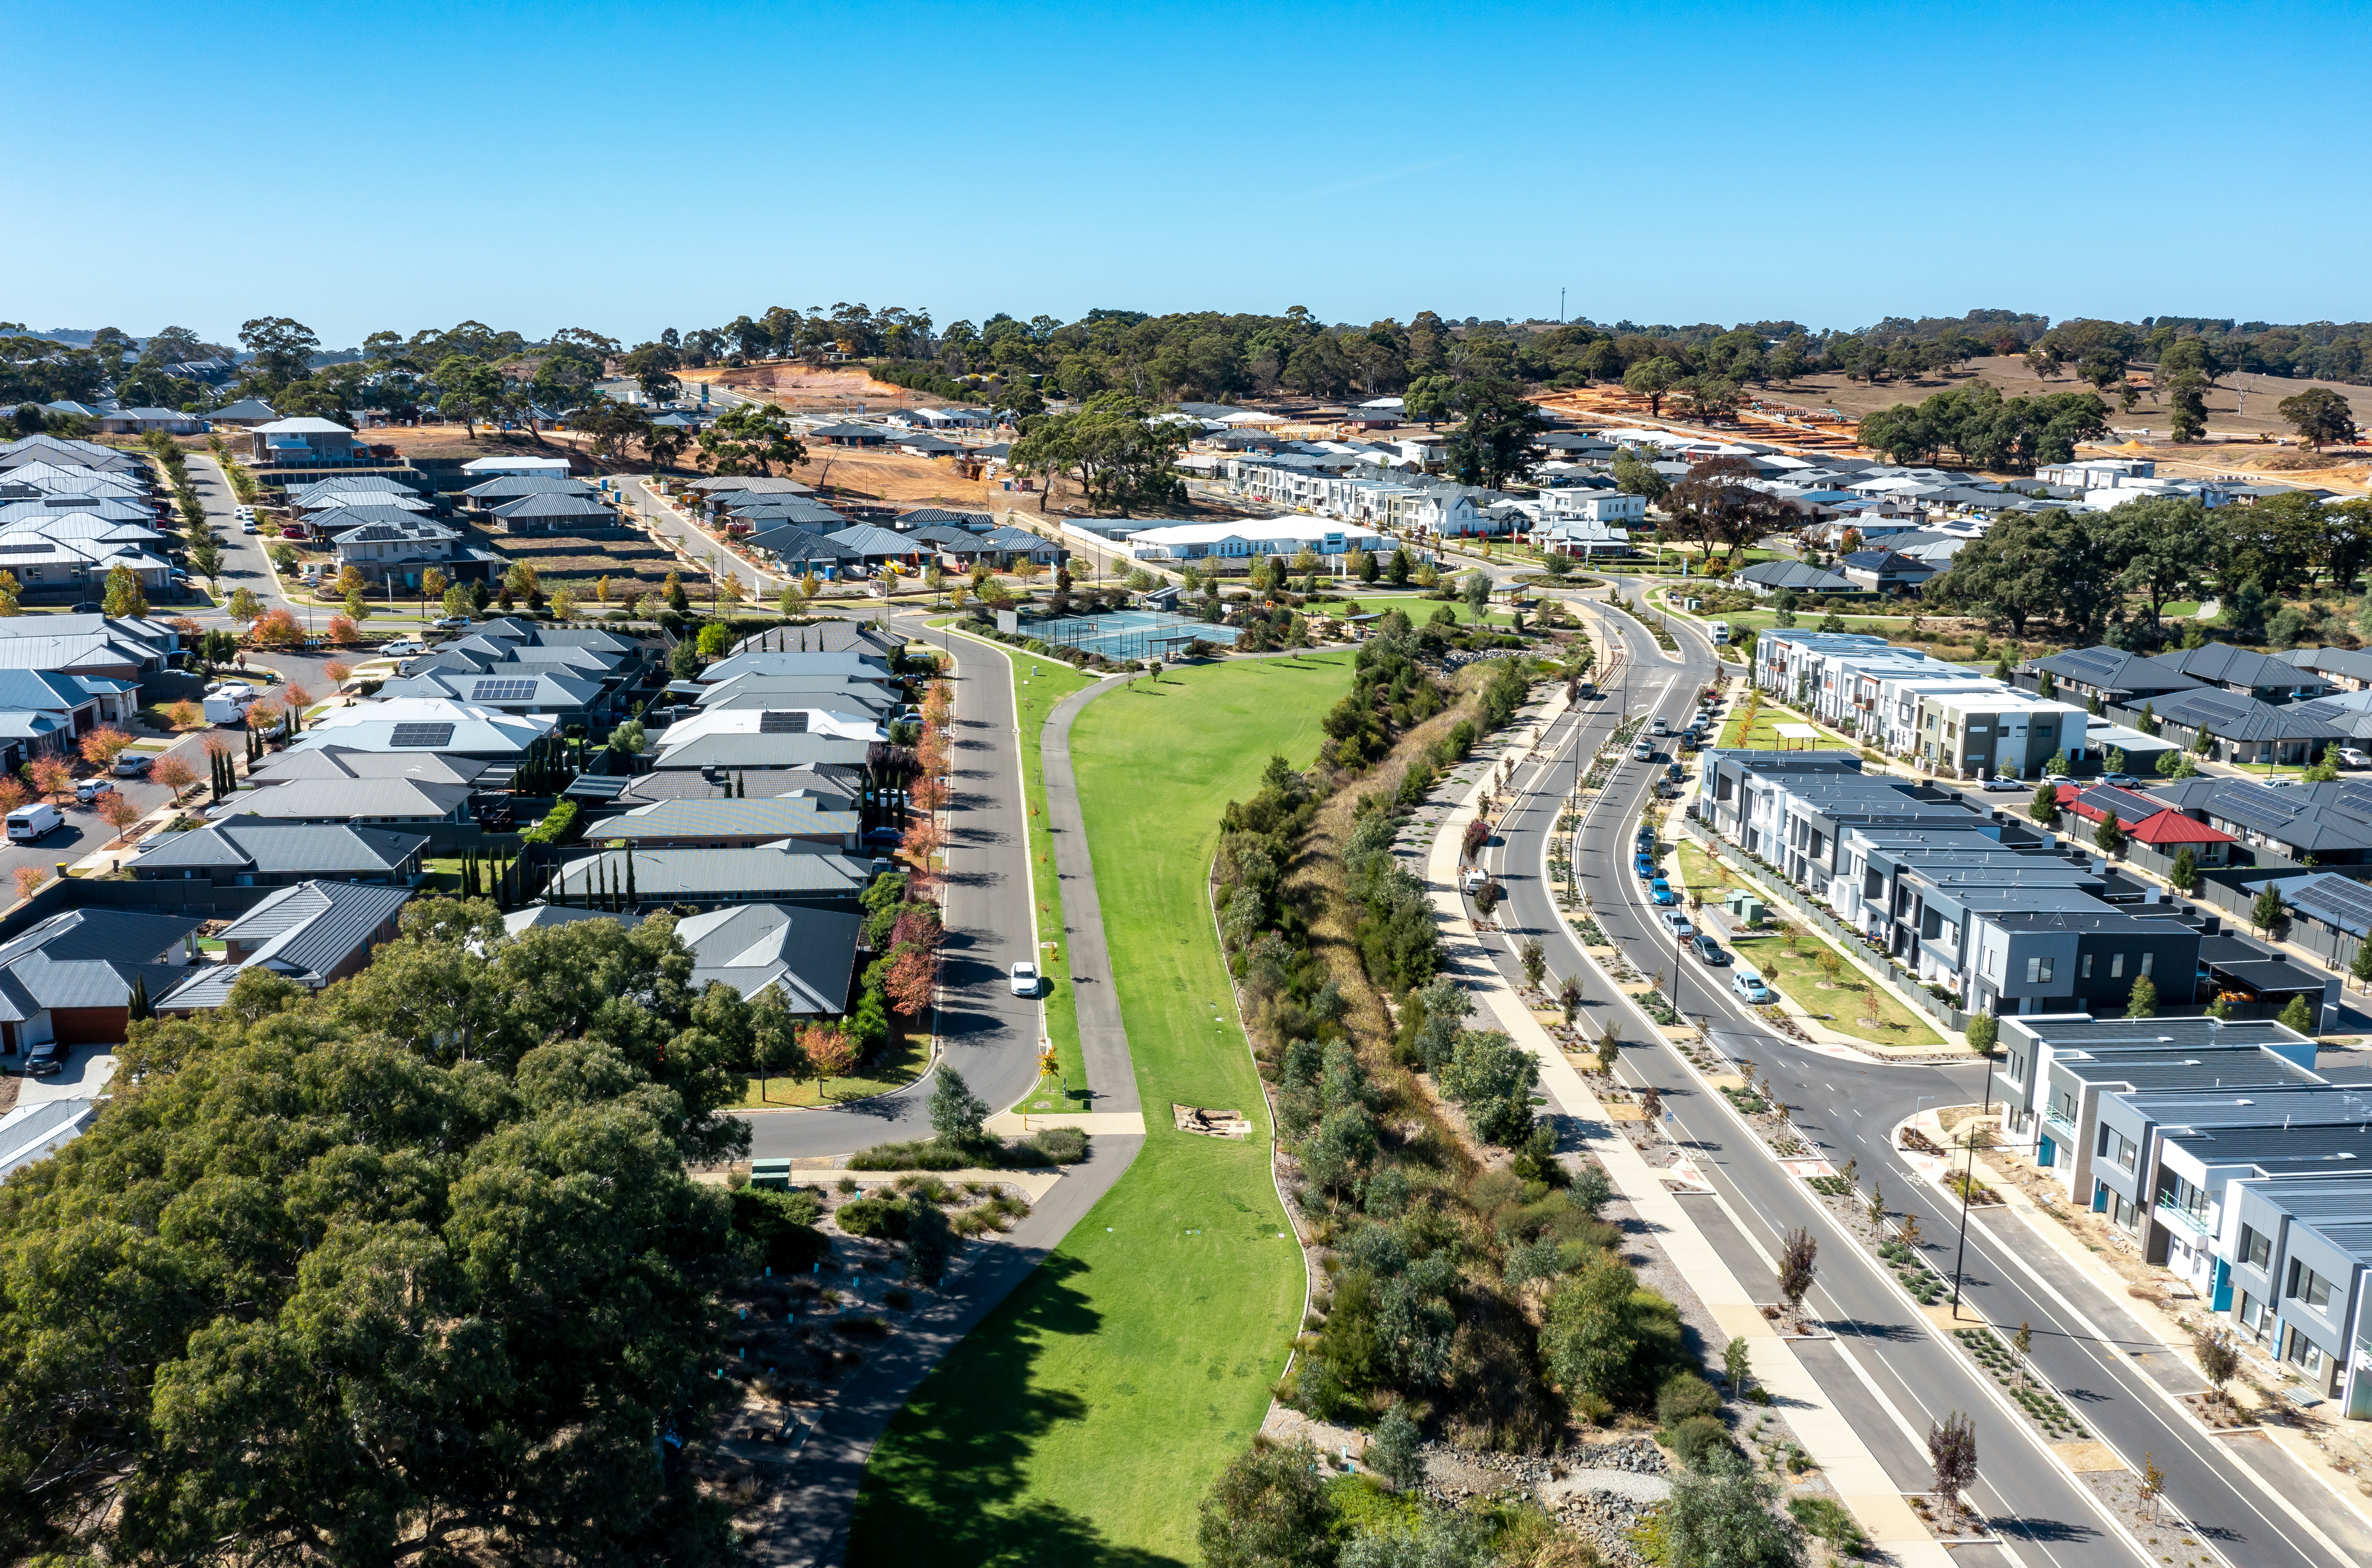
(6, 802, 62, 843)
(202, 692, 254, 725)
(1707, 620, 1731, 644)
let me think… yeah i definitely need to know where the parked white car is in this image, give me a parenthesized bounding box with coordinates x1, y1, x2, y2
(1659, 909, 1695, 941)
(1010, 961, 1038, 997)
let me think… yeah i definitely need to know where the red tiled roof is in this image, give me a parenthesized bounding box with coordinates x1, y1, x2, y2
(2125, 808, 2234, 846)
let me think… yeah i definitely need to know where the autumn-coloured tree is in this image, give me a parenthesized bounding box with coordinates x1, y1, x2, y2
(899, 818, 943, 873)
(98, 793, 143, 844)
(14, 865, 46, 903)
(248, 609, 303, 648)
(78, 727, 136, 768)
(160, 699, 206, 731)
(152, 754, 198, 799)
(804, 1024, 857, 1089)
(281, 682, 312, 717)
(887, 948, 936, 1015)
(24, 756, 71, 802)
(322, 661, 353, 685)
(890, 904, 943, 955)
(910, 776, 948, 814)
(326, 615, 359, 645)
(0, 778, 24, 815)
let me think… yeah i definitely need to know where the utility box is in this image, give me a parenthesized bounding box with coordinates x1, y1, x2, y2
(1724, 888, 1769, 926)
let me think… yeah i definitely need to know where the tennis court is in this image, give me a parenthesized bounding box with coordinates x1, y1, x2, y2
(1032, 609, 1239, 660)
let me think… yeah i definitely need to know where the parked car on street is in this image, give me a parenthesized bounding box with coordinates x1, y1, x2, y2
(1009, 961, 1038, 997)
(1982, 775, 2025, 791)
(73, 779, 115, 805)
(1659, 909, 1696, 940)
(1648, 878, 1677, 906)
(5, 803, 61, 842)
(1692, 934, 1728, 965)
(112, 753, 154, 777)
(433, 616, 473, 630)
(1631, 743, 1655, 761)
(1731, 969, 1772, 1004)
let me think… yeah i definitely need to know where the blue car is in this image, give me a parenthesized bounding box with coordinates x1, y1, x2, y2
(1649, 879, 1677, 906)
(1634, 855, 1658, 880)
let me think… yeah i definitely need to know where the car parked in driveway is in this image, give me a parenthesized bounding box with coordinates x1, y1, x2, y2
(21, 1039, 63, 1077)
(1009, 961, 1038, 997)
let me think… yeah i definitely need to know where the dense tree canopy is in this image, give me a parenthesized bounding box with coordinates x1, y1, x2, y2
(0, 899, 751, 1565)
(1858, 383, 2109, 472)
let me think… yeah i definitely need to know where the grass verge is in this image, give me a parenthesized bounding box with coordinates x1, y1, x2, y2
(850, 650, 1354, 1566)
(722, 1024, 931, 1108)
(954, 628, 1100, 1107)
(1672, 842, 1942, 1049)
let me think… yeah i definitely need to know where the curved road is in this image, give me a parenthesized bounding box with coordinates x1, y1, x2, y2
(1466, 591, 2352, 1568)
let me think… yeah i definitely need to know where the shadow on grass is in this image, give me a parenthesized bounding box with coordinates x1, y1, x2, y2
(847, 1252, 1186, 1568)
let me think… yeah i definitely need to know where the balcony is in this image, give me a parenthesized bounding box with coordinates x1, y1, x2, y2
(2155, 1198, 2214, 1243)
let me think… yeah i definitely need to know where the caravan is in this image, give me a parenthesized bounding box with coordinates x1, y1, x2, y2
(1707, 620, 1731, 645)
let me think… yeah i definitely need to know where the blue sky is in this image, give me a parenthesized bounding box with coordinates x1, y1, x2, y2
(14, 1, 2363, 347)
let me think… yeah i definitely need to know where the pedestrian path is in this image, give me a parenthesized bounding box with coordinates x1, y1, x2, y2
(1427, 747, 1950, 1567)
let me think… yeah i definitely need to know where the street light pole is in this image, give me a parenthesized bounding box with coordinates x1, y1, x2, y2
(1949, 1051, 1997, 1320)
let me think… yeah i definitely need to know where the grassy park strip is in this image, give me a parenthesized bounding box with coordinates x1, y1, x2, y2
(850, 652, 1355, 1566)
(1673, 842, 1943, 1050)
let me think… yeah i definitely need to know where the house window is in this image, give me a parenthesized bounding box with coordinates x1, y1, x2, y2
(2025, 955, 2055, 984)
(2238, 1289, 2270, 1337)
(2081, 954, 2094, 979)
(2140, 952, 2155, 977)
(2289, 1259, 2333, 1310)
(2110, 953, 2124, 978)
(2241, 1224, 2271, 1271)
(2099, 1127, 2138, 1173)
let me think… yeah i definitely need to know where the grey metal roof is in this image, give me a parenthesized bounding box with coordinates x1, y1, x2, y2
(551, 847, 873, 902)
(2147, 643, 2328, 695)
(1735, 559, 1852, 591)
(2148, 687, 2343, 743)
(2031, 645, 2204, 698)
(134, 822, 427, 875)
(824, 524, 915, 557)
(246, 747, 487, 788)
(594, 797, 859, 844)
(492, 493, 615, 519)
(159, 880, 414, 1010)
(677, 903, 860, 1011)
(210, 777, 473, 822)
(613, 765, 860, 807)
(0, 1098, 96, 1178)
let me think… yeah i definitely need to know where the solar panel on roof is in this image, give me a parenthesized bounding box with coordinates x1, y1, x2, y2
(2336, 782, 2372, 816)
(2184, 692, 2252, 725)
(758, 710, 810, 733)
(388, 723, 455, 748)
(471, 679, 538, 702)
(2216, 779, 2303, 820)
(2290, 877, 2372, 936)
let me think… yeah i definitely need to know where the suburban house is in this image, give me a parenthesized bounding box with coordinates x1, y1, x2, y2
(1838, 548, 1938, 594)
(285, 698, 558, 763)
(0, 909, 203, 1055)
(247, 417, 360, 464)
(678, 903, 862, 1013)
(202, 398, 279, 428)
(589, 795, 862, 851)
(489, 493, 618, 533)
(131, 822, 429, 889)
(1732, 559, 1853, 597)
(548, 845, 875, 910)
(95, 407, 203, 436)
(157, 880, 414, 1011)
(206, 775, 476, 827)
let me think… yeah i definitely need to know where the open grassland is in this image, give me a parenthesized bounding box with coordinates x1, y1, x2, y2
(850, 650, 1355, 1566)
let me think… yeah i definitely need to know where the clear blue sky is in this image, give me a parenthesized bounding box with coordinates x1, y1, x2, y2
(15, 1, 2363, 347)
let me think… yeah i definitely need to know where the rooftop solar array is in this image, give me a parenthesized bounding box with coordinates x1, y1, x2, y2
(387, 723, 455, 749)
(758, 710, 811, 733)
(471, 679, 539, 702)
(2181, 691, 2254, 727)
(2286, 875, 2372, 938)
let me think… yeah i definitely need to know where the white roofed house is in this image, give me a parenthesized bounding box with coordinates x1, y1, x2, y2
(94, 407, 203, 436)
(285, 697, 558, 761)
(1124, 516, 1386, 562)
(247, 416, 360, 464)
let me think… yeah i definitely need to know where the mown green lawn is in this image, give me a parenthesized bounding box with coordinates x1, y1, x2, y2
(850, 650, 1355, 1567)
(1318, 591, 1518, 627)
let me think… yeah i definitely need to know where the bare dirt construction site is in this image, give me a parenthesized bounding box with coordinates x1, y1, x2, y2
(689, 364, 948, 416)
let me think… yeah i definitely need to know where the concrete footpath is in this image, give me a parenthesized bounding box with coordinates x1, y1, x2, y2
(1426, 725, 1951, 1567)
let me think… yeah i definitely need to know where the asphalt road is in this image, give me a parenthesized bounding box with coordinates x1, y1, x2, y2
(1469, 592, 2352, 1568)
(742, 613, 1042, 1159)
